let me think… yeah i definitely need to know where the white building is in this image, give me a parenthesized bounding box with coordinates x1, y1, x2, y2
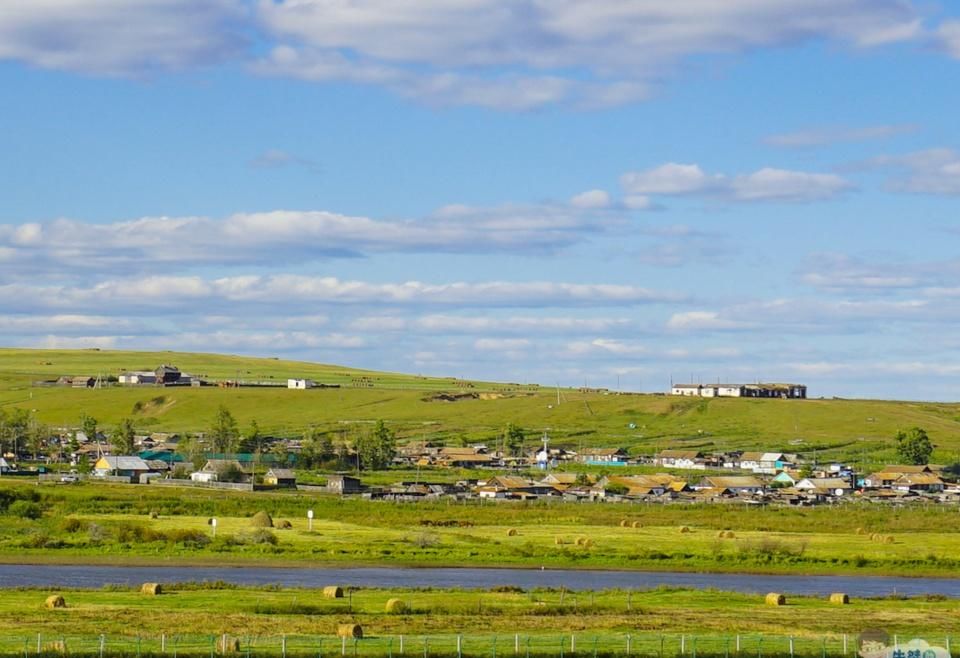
(287, 379, 315, 390)
(118, 371, 157, 385)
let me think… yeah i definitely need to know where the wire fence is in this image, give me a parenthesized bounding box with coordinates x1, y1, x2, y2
(0, 633, 951, 658)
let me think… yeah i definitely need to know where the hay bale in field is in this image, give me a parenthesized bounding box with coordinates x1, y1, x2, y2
(217, 637, 241, 653)
(631, 521, 642, 529)
(575, 536, 588, 546)
(829, 593, 850, 605)
(620, 519, 629, 527)
(724, 530, 736, 539)
(276, 520, 292, 529)
(338, 624, 363, 639)
(141, 583, 162, 595)
(323, 586, 344, 599)
(555, 536, 565, 545)
(385, 598, 407, 614)
(45, 595, 66, 609)
(507, 528, 518, 536)
(679, 526, 691, 534)
(765, 593, 786, 606)
(855, 527, 866, 535)
(883, 535, 895, 544)
(870, 533, 880, 542)
(250, 511, 274, 528)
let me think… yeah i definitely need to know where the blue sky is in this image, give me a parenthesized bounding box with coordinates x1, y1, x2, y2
(2, 1, 960, 400)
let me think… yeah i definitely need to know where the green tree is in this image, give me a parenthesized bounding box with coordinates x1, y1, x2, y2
(505, 423, 525, 457)
(27, 421, 49, 460)
(241, 419, 262, 454)
(355, 420, 395, 471)
(111, 418, 136, 455)
(895, 427, 933, 465)
(1, 408, 30, 457)
(80, 413, 98, 442)
(210, 405, 239, 454)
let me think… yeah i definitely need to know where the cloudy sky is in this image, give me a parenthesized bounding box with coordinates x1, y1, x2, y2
(2, 1, 960, 400)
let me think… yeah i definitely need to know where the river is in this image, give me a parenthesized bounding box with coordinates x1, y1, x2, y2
(1, 564, 958, 596)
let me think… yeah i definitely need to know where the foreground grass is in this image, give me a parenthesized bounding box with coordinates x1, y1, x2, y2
(4, 348, 960, 463)
(3, 481, 960, 577)
(1, 584, 957, 638)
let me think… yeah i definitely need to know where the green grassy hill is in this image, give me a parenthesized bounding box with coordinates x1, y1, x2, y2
(3, 348, 960, 467)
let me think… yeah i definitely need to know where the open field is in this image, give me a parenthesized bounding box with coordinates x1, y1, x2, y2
(3, 349, 960, 464)
(2, 481, 960, 577)
(1, 582, 957, 640)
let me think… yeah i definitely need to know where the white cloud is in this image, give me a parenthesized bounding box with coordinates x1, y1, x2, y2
(570, 189, 611, 209)
(621, 163, 851, 203)
(474, 338, 531, 351)
(937, 20, 960, 58)
(868, 148, 960, 195)
(0, 201, 629, 273)
(800, 254, 925, 291)
(666, 311, 755, 331)
(255, 0, 922, 109)
(249, 149, 320, 171)
(0, 0, 246, 75)
(0, 276, 685, 313)
(764, 124, 918, 148)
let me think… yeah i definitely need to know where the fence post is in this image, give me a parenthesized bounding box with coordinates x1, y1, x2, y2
(162, 635, 166, 654)
(736, 636, 740, 654)
(400, 636, 404, 655)
(559, 637, 564, 658)
(789, 637, 794, 658)
(627, 634, 632, 656)
(223, 635, 228, 656)
(100, 634, 105, 658)
(423, 637, 428, 658)
(36, 634, 41, 656)
(457, 636, 462, 658)
(173, 635, 179, 658)
(946, 637, 951, 654)
(681, 635, 685, 656)
(526, 637, 531, 658)
(725, 637, 730, 658)
(341, 636, 346, 657)
(843, 635, 848, 655)
(571, 636, 576, 654)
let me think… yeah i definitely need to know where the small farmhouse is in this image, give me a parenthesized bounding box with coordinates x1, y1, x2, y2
(93, 455, 151, 480)
(287, 379, 315, 389)
(264, 468, 297, 488)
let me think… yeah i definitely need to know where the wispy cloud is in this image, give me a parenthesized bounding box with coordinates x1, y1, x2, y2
(620, 163, 852, 203)
(249, 149, 321, 172)
(764, 124, 918, 148)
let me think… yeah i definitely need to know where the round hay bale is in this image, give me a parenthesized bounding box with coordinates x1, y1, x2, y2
(276, 520, 293, 529)
(251, 511, 274, 528)
(619, 519, 629, 527)
(45, 595, 66, 609)
(870, 533, 880, 542)
(575, 536, 587, 546)
(507, 528, 518, 537)
(337, 624, 363, 639)
(855, 527, 866, 535)
(149, 510, 160, 519)
(631, 521, 642, 529)
(725, 530, 736, 539)
(679, 526, 691, 534)
(829, 592, 850, 605)
(583, 539, 594, 548)
(554, 536, 565, 545)
(141, 583, 162, 596)
(883, 535, 894, 544)
(716, 531, 726, 539)
(323, 586, 344, 599)
(217, 637, 241, 653)
(385, 598, 407, 614)
(765, 592, 786, 606)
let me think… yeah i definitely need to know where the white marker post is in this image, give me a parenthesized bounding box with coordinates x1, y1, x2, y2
(211, 518, 217, 538)
(307, 509, 314, 532)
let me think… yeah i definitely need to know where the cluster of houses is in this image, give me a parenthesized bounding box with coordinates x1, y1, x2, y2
(670, 382, 807, 399)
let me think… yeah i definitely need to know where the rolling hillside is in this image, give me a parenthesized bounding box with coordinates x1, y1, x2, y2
(2, 348, 960, 467)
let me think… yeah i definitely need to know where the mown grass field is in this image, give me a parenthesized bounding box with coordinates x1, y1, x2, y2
(2, 480, 960, 577)
(3, 349, 960, 464)
(1, 583, 957, 639)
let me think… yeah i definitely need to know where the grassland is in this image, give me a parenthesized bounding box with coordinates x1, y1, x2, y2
(2, 583, 957, 639)
(2, 480, 960, 577)
(4, 348, 960, 465)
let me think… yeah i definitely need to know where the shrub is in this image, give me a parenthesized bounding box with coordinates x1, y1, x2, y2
(9, 500, 42, 520)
